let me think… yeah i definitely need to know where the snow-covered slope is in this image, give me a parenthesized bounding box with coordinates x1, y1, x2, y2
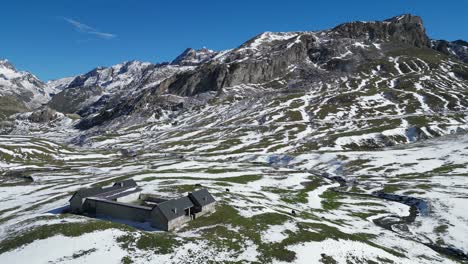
(65, 14, 468, 152)
(47, 60, 195, 115)
(1, 133, 467, 263)
(0, 59, 53, 119)
(46, 77, 75, 93)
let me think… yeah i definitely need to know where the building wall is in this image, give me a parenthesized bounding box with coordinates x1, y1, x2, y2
(196, 202, 216, 217)
(83, 198, 97, 214)
(167, 215, 192, 231)
(150, 207, 169, 231)
(84, 199, 151, 222)
(69, 195, 83, 213)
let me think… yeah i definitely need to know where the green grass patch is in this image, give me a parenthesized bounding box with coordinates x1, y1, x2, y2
(430, 164, 466, 174)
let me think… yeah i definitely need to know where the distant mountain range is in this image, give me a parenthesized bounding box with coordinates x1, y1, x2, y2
(1, 14, 468, 150)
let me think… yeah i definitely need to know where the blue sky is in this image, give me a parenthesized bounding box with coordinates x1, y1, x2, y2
(2, 0, 467, 80)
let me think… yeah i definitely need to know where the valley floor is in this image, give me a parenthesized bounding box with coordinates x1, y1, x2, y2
(0, 134, 467, 263)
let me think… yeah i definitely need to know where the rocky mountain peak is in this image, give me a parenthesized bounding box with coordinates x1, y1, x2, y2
(171, 47, 218, 66)
(0, 59, 52, 113)
(432, 39, 468, 63)
(0, 59, 15, 70)
(384, 14, 424, 25)
(0, 59, 42, 83)
(331, 14, 429, 48)
(453, 40, 468, 47)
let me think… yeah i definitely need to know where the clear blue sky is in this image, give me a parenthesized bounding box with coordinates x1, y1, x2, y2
(2, 0, 467, 81)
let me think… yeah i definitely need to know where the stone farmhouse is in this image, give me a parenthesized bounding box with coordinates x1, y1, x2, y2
(69, 179, 216, 231)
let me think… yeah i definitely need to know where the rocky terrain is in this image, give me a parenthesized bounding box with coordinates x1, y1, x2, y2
(0, 14, 467, 263)
(0, 60, 60, 120)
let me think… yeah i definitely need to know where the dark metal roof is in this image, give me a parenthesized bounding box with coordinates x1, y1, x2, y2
(87, 197, 152, 211)
(189, 189, 216, 207)
(113, 179, 137, 188)
(71, 179, 139, 201)
(156, 197, 194, 221)
(73, 186, 110, 199)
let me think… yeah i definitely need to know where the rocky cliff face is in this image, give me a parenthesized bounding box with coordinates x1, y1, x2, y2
(74, 14, 462, 130)
(156, 14, 431, 97)
(331, 14, 430, 48)
(47, 60, 194, 115)
(171, 48, 218, 66)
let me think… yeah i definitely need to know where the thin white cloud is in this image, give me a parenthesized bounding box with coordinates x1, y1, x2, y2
(63, 17, 116, 39)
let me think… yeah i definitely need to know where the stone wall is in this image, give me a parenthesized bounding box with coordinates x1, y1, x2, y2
(167, 215, 192, 231)
(195, 203, 216, 218)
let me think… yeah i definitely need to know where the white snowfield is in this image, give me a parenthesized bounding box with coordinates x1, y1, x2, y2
(0, 134, 467, 263)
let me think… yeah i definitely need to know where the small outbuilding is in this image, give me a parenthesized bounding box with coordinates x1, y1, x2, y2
(188, 188, 216, 217)
(151, 197, 194, 231)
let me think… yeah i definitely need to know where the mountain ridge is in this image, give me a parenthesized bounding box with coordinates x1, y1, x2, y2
(2, 14, 468, 151)
(68, 14, 467, 131)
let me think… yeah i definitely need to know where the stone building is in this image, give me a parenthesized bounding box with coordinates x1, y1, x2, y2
(69, 179, 216, 231)
(69, 179, 139, 213)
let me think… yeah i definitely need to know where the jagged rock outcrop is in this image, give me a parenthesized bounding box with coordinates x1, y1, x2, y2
(28, 107, 60, 123)
(158, 15, 431, 97)
(331, 14, 430, 48)
(0, 60, 49, 106)
(432, 39, 468, 63)
(0, 59, 56, 119)
(47, 60, 192, 115)
(2, 13, 463, 142)
(171, 48, 218, 66)
(72, 14, 468, 130)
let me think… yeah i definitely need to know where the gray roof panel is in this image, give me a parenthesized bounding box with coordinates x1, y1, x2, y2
(189, 189, 216, 207)
(113, 179, 137, 188)
(156, 197, 194, 221)
(71, 179, 139, 200)
(87, 197, 152, 211)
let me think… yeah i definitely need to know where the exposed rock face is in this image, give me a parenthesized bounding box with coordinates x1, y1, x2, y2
(28, 107, 59, 123)
(159, 33, 318, 96)
(48, 86, 104, 114)
(171, 48, 218, 66)
(0, 13, 451, 138)
(158, 15, 430, 98)
(432, 39, 468, 63)
(0, 59, 55, 119)
(331, 14, 430, 48)
(47, 61, 192, 115)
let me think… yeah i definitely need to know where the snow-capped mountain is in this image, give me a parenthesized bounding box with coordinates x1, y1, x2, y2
(3, 14, 468, 150)
(67, 14, 468, 151)
(46, 76, 75, 92)
(0, 59, 54, 119)
(47, 60, 195, 115)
